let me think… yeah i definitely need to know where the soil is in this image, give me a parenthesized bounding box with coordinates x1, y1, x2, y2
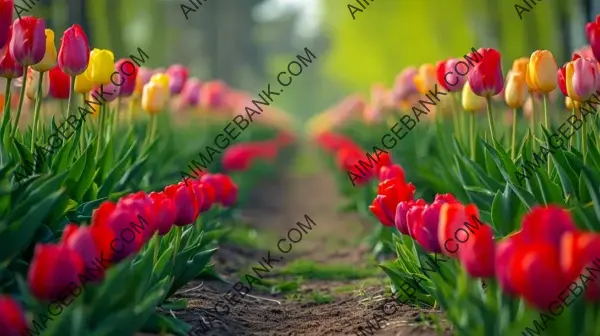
(162, 145, 452, 336)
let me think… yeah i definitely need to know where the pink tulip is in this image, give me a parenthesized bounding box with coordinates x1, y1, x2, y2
(10, 16, 46, 66)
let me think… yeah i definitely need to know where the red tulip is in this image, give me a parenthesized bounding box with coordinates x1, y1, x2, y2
(48, 66, 70, 99)
(28, 244, 84, 301)
(395, 199, 426, 235)
(10, 16, 46, 66)
(495, 233, 523, 296)
(190, 181, 216, 212)
(0, 32, 24, 79)
(378, 164, 405, 182)
(167, 64, 188, 95)
(467, 48, 504, 98)
(164, 182, 200, 226)
(438, 203, 480, 257)
(436, 58, 467, 92)
(114, 58, 137, 97)
(199, 173, 238, 207)
(374, 152, 392, 174)
(58, 24, 89, 76)
(118, 191, 158, 242)
(315, 132, 357, 153)
(585, 15, 600, 61)
(148, 192, 177, 235)
(0, 296, 28, 336)
(61, 224, 112, 282)
(370, 177, 416, 227)
(199, 80, 229, 110)
(520, 205, 577, 247)
(91, 201, 145, 261)
(557, 62, 568, 96)
(406, 194, 460, 253)
(561, 231, 600, 301)
(0, 0, 12, 50)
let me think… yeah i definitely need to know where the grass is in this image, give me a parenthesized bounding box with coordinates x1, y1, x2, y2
(242, 277, 302, 295)
(224, 223, 276, 248)
(279, 260, 380, 280)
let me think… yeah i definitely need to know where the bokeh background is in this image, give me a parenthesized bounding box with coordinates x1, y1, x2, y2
(28, 0, 600, 122)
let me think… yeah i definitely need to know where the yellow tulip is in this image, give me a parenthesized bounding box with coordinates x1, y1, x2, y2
(526, 50, 558, 93)
(141, 81, 167, 114)
(74, 72, 94, 93)
(504, 70, 529, 108)
(31, 29, 57, 72)
(461, 82, 486, 112)
(565, 97, 580, 110)
(511, 57, 529, 75)
(150, 73, 170, 93)
(413, 64, 436, 94)
(85, 49, 115, 85)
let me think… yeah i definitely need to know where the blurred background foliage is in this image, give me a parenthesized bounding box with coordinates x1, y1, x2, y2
(27, 0, 599, 123)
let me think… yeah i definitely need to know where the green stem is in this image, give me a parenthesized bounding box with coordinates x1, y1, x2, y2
(470, 112, 475, 161)
(153, 232, 160, 265)
(172, 226, 181, 264)
(95, 104, 106, 160)
(570, 107, 576, 150)
(485, 96, 496, 143)
(511, 108, 517, 160)
(30, 71, 45, 153)
(11, 66, 28, 138)
(531, 97, 536, 152)
(582, 116, 588, 163)
(66, 76, 76, 117)
(542, 94, 550, 175)
(0, 78, 12, 164)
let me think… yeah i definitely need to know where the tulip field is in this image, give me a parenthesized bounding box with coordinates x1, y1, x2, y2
(3, 1, 600, 335)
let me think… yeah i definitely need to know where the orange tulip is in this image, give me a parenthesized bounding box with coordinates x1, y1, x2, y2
(413, 63, 436, 94)
(504, 70, 529, 108)
(526, 50, 558, 93)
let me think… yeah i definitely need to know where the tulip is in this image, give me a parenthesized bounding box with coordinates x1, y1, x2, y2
(199, 173, 238, 207)
(85, 49, 115, 85)
(114, 58, 138, 97)
(28, 243, 84, 301)
(378, 163, 405, 182)
(436, 59, 467, 92)
(557, 61, 568, 97)
(179, 77, 202, 107)
(467, 48, 504, 98)
(566, 56, 599, 101)
(0, 0, 12, 49)
(391, 67, 418, 105)
(48, 65, 70, 99)
(395, 199, 426, 235)
(585, 15, 600, 61)
(90, 201, 145, 261)
(164, 182, 200, 226)
(58, 24, 90, 76)
(512, 57, 529, 75)
(117, 192, 159, 242)
(200, 80, 229, 111)
(520, 205, 576, 247)
(149, 192, 177, 235)
(405, 194, 460, 253)
(438, 203, 481, 258)
(413, 63, 436, 94)
(31, 29, 57, 72)
(461, 82, 486, 113)
(10, 17, 46, 66)
(561, 231, 600, 301)
(0, 43, 24, 79)
(91, 80, 120, 103)
(141, 81, 167, 114)
(166, 64, 188, 95)
(0, 296, 28, 336)
(370, 177, 416, 227)
(133, 66, 153, 97)
(19, 68, 49, 100)
(526, 50, 558, 93)
(150, 73, 170, 91)
(504, 70, 528, 108)
(191, 181, 216, 212)
(61, 224, 112, 281)
(74, 72, 93, 94)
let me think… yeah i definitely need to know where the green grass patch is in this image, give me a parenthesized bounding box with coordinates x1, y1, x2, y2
(241, 276, 302, 295)
(309, 291, 334, 304)
(224, 224, 275, 248)
(279, 260, 380, 280)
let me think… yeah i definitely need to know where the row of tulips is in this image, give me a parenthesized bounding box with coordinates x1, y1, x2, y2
(313, 12, 600, 336)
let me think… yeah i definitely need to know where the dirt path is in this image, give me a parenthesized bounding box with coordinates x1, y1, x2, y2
(172, 144, 447, 336)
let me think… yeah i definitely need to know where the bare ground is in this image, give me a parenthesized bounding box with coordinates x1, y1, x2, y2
(165, 146, 450, 336)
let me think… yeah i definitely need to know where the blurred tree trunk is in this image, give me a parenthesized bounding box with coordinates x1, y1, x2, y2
(66, 0, 90, 38)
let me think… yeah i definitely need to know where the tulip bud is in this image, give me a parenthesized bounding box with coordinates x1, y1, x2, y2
(413, 63, 436, 94)
(10, 16, 46, 66)
(526, 50, 558, 93)
(511, 57, 529, 75)
(31, 29, 57, 72)
(504, 70, 529, 108)
(28, 244, 84, 301)
(163, 182, 200, 226)
(92, 82, 120, 103)
(21, 68, 49, 100)
(179, 78, 201, 107)
(585, 15, 600, 61)
(141, 81, 167, 114)
(200, 80, 229, 110)
(0, 38, 24, 79)
(150, 73, 170, 91)
(0, 0, 12, 50)
(166, 64, 188, 95)
(48, 66, 70, 99)
(114, 58, 137, 97)
(461, 82, 486, 112)
(0, 296, 28, 336)
(58, 24, 90, 76)
(468, 48, 504, 98)
(74, 71, 93, 93)
(566, 57, 599, 101)
(85, 49, 115, 85)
